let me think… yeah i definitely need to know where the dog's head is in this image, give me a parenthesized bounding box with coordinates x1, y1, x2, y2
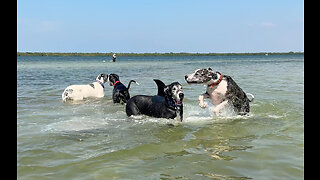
(164, 82, 184, 105)
(165, 82, 184, 122)
(185, 68, 219, 85)
(154, 79, 184, 121)
(96, 73, 109, 84)
(108, 73, 120, 86)
(154, 79, 184, 105)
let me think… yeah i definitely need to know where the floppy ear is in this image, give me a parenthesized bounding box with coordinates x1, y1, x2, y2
(109, 74, 119, 82)
(97, 74, 104, 81)
(209, 71, 218, 80)
(97, 74, 102, 79)
(208, 67, 213, 71)
(164, 85, 171, 97)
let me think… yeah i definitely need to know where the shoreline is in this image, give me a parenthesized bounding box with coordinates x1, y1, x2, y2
(17, 52, 304, 57)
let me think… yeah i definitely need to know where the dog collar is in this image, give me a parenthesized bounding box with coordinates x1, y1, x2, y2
(113, 80, 120, 87)
(96, 80, 105, 88)
(166, 98, 182, 110)
(167, 99, 176, 108)
(208, 72, 223, 88)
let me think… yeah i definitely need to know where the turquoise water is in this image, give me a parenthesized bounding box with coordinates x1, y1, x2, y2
(17, 55, 304, 179)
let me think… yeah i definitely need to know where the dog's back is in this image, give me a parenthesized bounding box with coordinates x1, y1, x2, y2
(113, 83, 130, 103)
(62, 83, 104, 101)
(126, 95, 177, 119)
(224, 75, 251, 114)
(112, 80, 139, 104)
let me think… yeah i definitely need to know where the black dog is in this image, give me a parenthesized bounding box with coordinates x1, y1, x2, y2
(108, 73, 139, 104)
(126, 79, 184, 121)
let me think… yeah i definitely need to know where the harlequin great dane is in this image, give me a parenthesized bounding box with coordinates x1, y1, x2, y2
(62, 73, 108, 102)
(185, 68, 254, 116)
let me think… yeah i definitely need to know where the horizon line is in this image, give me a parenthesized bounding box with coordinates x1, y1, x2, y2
(17, 51, 304, 54)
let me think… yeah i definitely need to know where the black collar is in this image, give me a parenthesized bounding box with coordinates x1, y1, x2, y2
(166, 98, 176, 109)
(166, 98, 182, 110)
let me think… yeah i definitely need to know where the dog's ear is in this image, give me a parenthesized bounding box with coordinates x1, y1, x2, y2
(164, 85, 171, 97)
(209, 71, 218, 80)
(109, 74, 119, 82)
(154, 79, 166, 97)
(113, 74, 119, 80)
(97, 73, 105, 81)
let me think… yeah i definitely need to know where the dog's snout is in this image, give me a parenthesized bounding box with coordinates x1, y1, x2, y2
(179, 93, 184, 99)
(184, 75, 188, 80)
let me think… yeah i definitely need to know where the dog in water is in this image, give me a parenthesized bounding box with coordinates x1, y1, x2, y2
(108, 73, 139, 104)
(185, 68, 254, 116)
(62, 73, 108, 101)
(126, 79, 184, 121)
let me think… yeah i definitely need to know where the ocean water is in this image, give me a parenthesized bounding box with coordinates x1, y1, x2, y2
(17, 55, 304, 180)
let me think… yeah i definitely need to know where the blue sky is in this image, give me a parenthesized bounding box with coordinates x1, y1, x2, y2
(17, 0, 304, 53)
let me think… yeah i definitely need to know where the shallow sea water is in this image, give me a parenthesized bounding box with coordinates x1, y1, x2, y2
(17, 55, 304, 179)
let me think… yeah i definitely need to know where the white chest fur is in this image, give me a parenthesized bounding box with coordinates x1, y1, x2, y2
(207, 79, 227, 105)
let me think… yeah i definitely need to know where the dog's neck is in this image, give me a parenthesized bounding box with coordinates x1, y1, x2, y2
(207, 72, 223, 88)
(95, 80, 105, 88)
(113, 80, 120, 87)
(165, 97, 183, 121)
(165, 97, 182, 110)
(166, 98, 176, 109)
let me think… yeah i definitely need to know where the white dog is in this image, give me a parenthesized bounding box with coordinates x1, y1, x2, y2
(62, 73, 108, 102)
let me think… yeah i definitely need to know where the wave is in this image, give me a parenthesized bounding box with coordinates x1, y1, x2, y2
(42, 96, 301, 135)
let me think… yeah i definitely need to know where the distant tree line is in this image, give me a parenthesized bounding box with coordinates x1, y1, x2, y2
(17, 51, 304, 57)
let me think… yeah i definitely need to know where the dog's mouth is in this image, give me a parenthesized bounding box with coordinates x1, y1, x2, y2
(186, 79, 207, 84)
(185, 76, 206, 84)
(186, 81, 202, 84)
(176, 100, 182, 105)
(175, 93, 184, 105)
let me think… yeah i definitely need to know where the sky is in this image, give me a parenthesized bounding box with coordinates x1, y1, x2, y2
(17, 0, 304, 53)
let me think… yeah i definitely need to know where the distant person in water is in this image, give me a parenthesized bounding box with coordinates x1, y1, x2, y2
(112, 53, 117, 62)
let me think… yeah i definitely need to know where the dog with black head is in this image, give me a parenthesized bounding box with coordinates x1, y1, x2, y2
(185, 68, 254, 116)
(125, 79, 184, 121)
(108, 73, 139, 104)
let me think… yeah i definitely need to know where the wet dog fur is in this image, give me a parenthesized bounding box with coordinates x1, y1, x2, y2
(126, 79, 184, 121)
(185, 68, 254, 116)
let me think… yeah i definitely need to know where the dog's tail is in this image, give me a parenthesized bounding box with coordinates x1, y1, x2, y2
(127, 80, 139, 90)
(62, 88, 73, 102)
(246, 93, 254, 103)
(153, 79, 166, 97)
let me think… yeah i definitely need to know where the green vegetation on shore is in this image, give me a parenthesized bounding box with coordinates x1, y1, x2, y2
(17, 51, 303, 57)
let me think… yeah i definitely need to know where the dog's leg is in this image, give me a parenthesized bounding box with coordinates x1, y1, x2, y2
(213, 100, 229, 116)
(126, 100, 141, 116)
(199, 93, 210, 108)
